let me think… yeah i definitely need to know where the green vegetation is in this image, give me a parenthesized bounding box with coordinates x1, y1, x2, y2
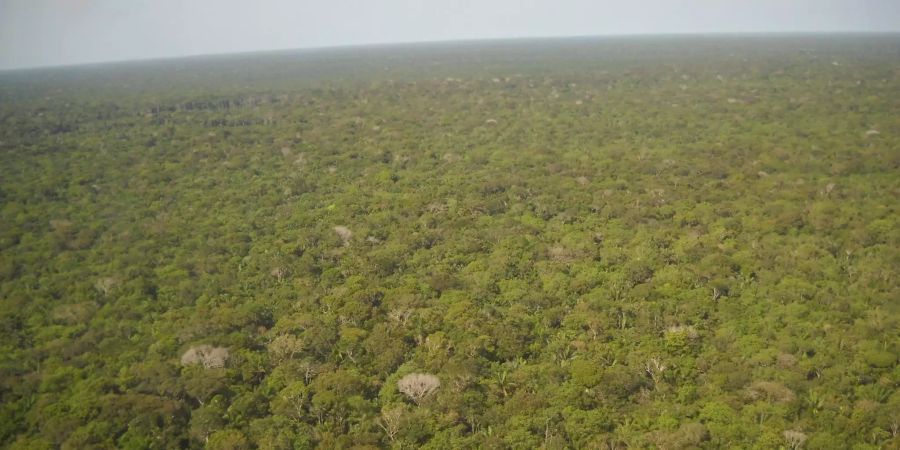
(0, 34, 898, 449)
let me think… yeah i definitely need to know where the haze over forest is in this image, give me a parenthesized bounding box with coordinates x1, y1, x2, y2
(1, 0, 900, 70)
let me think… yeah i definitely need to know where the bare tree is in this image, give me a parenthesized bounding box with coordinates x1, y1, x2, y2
(746, 381, 796, 403)
(267, 334, 305, 363)
(665, 325, 699, 340)
(783, 430, 807, 450)
(270, 267, 287, 283)
(644, 357, 667, 388)
(388, 308, 413, 327)
(181, 345, 229, 369)
(377, 405, 405, 442)
(298, 360, 319, 385)
(397, 373, 440, 405)
(333, 226, 353, 246)
(94, 277, 118, 296)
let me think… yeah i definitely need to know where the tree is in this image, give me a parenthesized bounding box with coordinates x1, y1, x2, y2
(783, 430, 807, 450)
(397, 373, 440, 405)
(207, 429, 251, 450)
(376, 404, 405, 442)
(181, 345, 230, 369)
(333, 226, 353, 246)
(267, 334, 304, 363)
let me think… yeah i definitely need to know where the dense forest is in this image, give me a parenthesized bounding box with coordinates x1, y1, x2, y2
(0, 34, 898, 449)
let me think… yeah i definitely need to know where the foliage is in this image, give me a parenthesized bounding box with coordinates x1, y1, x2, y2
(0, 34, 898, 448)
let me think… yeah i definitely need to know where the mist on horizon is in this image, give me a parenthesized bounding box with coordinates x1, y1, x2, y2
(1, 0, 899, 70)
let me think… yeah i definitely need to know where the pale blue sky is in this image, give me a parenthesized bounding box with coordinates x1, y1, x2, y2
(1, 0, 898, 70)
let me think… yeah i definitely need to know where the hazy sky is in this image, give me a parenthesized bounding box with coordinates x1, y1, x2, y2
(1, 0, 898, 70)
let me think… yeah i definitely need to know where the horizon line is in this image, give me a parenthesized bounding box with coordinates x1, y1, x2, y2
(2, 30, 898, 73)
